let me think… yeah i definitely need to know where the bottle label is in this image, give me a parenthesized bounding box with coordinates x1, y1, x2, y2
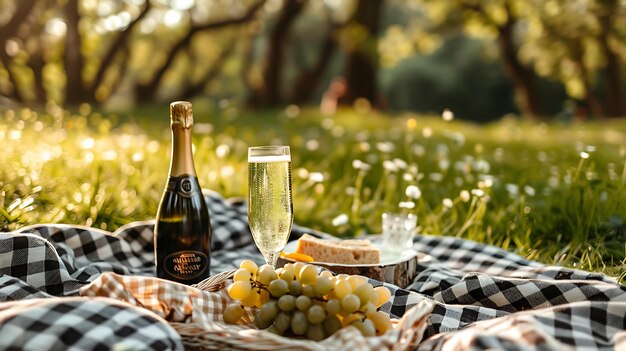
(167, 175, 198, 197)
(163, 251, 209, 280)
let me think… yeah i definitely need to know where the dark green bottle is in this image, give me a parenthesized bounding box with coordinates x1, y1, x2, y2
(155, 101, 211, 284)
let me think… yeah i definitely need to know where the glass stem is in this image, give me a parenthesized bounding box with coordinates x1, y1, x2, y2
(264, 251, 280, 268)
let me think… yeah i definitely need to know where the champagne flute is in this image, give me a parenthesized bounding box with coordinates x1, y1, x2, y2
(248, 146, 294, 267)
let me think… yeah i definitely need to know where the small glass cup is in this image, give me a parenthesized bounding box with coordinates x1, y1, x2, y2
(382, 212, 417, 251)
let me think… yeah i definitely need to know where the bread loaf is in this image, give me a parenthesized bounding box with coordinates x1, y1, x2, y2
(295, 234, 380, 265)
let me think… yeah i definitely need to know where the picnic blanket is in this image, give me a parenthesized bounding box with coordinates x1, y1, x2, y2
(1, 191, 625, 350)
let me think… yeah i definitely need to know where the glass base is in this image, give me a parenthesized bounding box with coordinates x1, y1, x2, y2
(262, 251, 280, 268)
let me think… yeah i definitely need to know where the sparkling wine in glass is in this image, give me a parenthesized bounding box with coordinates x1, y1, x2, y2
(248, 146, 293, 267)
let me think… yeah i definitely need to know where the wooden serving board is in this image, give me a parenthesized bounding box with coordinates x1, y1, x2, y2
(276, 254, 419, 288)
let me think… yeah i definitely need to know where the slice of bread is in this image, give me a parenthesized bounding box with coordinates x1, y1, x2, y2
(295, 234, 380, 265)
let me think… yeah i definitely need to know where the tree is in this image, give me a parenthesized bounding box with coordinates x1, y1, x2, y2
(0, 0, 266, 106)
(339, 0, 384, 106)
(248, 0, 307, 107)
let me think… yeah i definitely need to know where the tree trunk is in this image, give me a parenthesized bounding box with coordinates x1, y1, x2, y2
(254, 0, 306, 107)
(497, 16, 541, 118)
(63, 0, 85, 105)
(289, 21, 340, 104)
(598, 3, 623, 117)
(571, 42, 603, 117)
(340, 0, 383, 106)
(0, 0, 38, 102)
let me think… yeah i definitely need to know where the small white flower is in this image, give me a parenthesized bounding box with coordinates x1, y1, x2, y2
(305, 139, 319, 151)
(474, 159, 491, 173)
(376, 142, 395, 153)
(524, 185, 536, 196)
(358, 142, 371, 152)
(439, 159, 450, 171)
(442, 198, 453, 208)
(460, 190, 470, 202)
(296, 168, 309, 179)
(471, 188, 484, 197)
(422, 127, 433, 138)
(429, 173, 443, 182)
(505, 183, 519, 196)
(393, 158, 408, 169)
(580, 151, 590, 159)
(216, 144, 230, 158)
(405, 185, 421, 199)
(309, 172, 324, 183)
(383, 160, 398, 172)
(412, 144, 426, 157)
(352, 159, 371, 171)
(220, 165, 234, 178)
(403, 173, 414, 182)
(399, 201, 415, 209)
(331, 214, 349, 226)
(442, 108, 454, 121)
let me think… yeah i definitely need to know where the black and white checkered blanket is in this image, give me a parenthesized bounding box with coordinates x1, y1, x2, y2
(1, 192, 625, 350)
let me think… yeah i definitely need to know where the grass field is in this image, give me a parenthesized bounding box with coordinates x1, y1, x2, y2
(1, 103, 625, 282)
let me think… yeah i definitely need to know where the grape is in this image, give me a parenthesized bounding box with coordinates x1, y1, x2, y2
(254, 314, 273, 329)
(341, 294, 360, 314)
(279, 267, 295, 282)
(351, 319, 376, 337)
(223, 303, 244, 324)
(289, 280, 303, 296)
(334, 279, 353, 300)
(257, 289, 270, 307)
(367, 311, 392, 335)
(268, 279, 289, 298)
(307, 304, 326, 324)
(240, 288, 259, 307)
(233, 268, 253, 282)
(323, 314, 342, 336)
(293, 262, 306, 280)
(299, 264, 318, 285)
(295, 295, 312, 311)
(354, 283, 373, 305)
(307, 324, 326, 341)
(374, 286, 391, 307)
(257, 265, 278, 285)
(326, 299, 341, 315)
(240, 260, 259, 275)
(228, 281, 252, 300)
(361, 302, 376, 314)
(315, 276, 332, 296)
(319, 270, 333, 279)
(274, 311, 291, 333)
(369, 289, 379, 308)
(257, 300, 279, 322)
(302, 284, 317, 298)
(277, 294, 296, 312)
(266, 325, 282, 336)
(291, 311, 309, 335)
(347, 275, 367, 290)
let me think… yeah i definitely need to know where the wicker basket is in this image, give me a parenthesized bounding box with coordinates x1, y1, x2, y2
(168, 270, 435, 351)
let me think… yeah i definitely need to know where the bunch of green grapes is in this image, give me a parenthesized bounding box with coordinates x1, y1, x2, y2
(223, 260, 393, 341)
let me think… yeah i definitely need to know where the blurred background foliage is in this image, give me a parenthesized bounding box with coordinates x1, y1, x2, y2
(0, 0, 625, 121)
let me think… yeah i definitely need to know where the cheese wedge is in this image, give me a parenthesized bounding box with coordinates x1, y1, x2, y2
(295, 234, 380, 265)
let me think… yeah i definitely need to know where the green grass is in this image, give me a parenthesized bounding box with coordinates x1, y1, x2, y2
(1, 103, 625, 282)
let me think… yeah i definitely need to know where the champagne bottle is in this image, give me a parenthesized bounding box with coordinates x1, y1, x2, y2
(155, 101, 212, 284)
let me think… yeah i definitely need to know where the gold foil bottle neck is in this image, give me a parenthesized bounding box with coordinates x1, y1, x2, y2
(170, 101, 193, 129)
